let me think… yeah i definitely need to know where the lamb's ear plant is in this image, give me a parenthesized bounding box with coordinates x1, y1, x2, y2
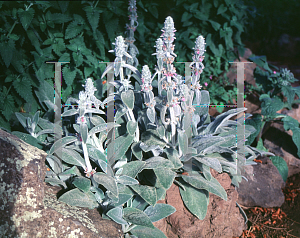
(13, 13, 271, 238)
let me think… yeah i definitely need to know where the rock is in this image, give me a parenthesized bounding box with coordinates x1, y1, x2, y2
(153, 169, 246, 238)
(0, 129, 123, 238)
(237, 156, 285, 208)
(263, 121, 300, 177)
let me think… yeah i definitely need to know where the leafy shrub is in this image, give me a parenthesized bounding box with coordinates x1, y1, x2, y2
(13, 11, 270, 236)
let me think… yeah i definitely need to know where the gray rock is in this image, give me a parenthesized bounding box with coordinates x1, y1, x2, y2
(0, 129, 123, 238)
(237, 156, 285, 208)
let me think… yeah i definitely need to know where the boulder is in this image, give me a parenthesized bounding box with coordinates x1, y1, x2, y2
(0, 129, 123, 238)
(153, 169, 246, 238)
(237, 156, 285, 208)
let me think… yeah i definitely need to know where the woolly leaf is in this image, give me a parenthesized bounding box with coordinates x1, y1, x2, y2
(18, 8, 35, 30)
(131, 226, 167, 238)
(182, 174, 227, 200)
(93, 172, 118, 197)
(153, 168, 176, 190)
(72, 177, 91, 193)
(106, 207, 129, 225)
(117, 175, 139, 185)
(179, 180, 209, 220)
(121, 90, 135, 109)
(144, 203, 176, 222)
(129, 185, 157, 206)
(107, 133, 134, 162)
(11, 131, 43, 149)
(127, 121, 137, 136)
(131, 142, 143, 160)
(120, 161, 146, 178)
(123, 207, 154, 228)
(60, 148, 86, 168)
(58, 188, 98, 209)
(49, 136, 77, 154)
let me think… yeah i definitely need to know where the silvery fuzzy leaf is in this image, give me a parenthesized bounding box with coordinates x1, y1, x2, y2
(129, 185, 157, 206)
(122, 63, 141, 79)
(141, 129, 166, 148)
(153, 168, 176, 190)
(115, 107, 128, 122)
(60, 148, 86, 169)
(192, 135, 225, 152)
(62, 109, 79, 117)
(146, 108, 156, 123)
(46, 154, 63, 174)
(101, 62, 114, 79)
(97, 159, 114, 177)
(58, 166, 82, 182)
(121, 90, 135, 109)
(90, 115, 106, 126)
(164, 147, 183, 170)
(116, 175, 139, 185)
(143, 156, 174, 170)
(157, 125, 165, 139)
(106, 207, 129, 225)
(194, 90, 209, 117)
(182, 174, 227, 201)
(208, 153, 237, 169)
(120, 160, 146, 178)
(127, 121, 137, 136)
(194, 161, 212, 181)
(45, 177, 67, 189)
(90, 186, 105, 203)
(72, 176, 91, 193)
(193, 155, 222, 173)
(179, 180, 209, 220)
(86, 144, 106, 162)
(80, 123, 88, 143)
(88, 122, 120, 136)
(114, 59, 122, 77)
(58, 188, 98, 209)
(93, 172, 118, 197)
(178, 130, 188, 156)
(111, 193, 133, 207)
(107, 133, 134, 162)
(201, 108, 247, 135)
(144, 203, 176, 223)
(131, 142, 143, 160)
(202, 145, 234, 155)
(113, 159, 127, 169)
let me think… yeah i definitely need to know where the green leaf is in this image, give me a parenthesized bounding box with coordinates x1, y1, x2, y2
(165, 147, 183, 169)
(117, 175, 139, 185)
(143, 157, 174, 170)
(131, 226, 167, 238)
(209, 20, 221, 31)
(86, 144, 106, 162)
(121, 90, 135, 109)
(153, 168, 176, 190)
(80, 123, 88, 143)
(72, 176, 91, 193)
(217, 4, 227, 15)
(107, 134, 134, 162)
(18, 8, 35, 30)
(178, 130, 188, 156)
(181, 12, 192, 22)
(144, 203, 176, 222)
(129, 184, 157, 206)
(60, 148, 86, 168)
(88, 122, 119, 135)
(12, 77, 33, 102)
(46, 155, 63, 174)
(149, 5, 158, 19)
(270, 156, 288, 182)
(182, 174, 227, 200)
(49, 136, 77, 154)
(93, 172, 118, 197)
(260, 95, 284, 117)
(245, 114, 262, 145)
(45, 177, 67, 189)
(123, 207, 154, 228)
(11, 131, 43, 150)
(58, 188, 98, 209)
(146, 108, 156, 123)
(131, 142, 143, 160)
(127, 121, 137, 136)
(65, 21, 84, 39)
(83, 6, 101, 32)
(179, 180, 209, 220)
(120, 161, 146, 178)
(0, 39, 15, 68)
(106, 207, 129, 225)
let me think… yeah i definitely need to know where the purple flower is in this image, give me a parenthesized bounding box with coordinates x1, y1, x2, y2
(204, 82, 208, 87)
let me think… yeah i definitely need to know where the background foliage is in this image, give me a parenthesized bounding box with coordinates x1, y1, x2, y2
(0, 0, 253, 131)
